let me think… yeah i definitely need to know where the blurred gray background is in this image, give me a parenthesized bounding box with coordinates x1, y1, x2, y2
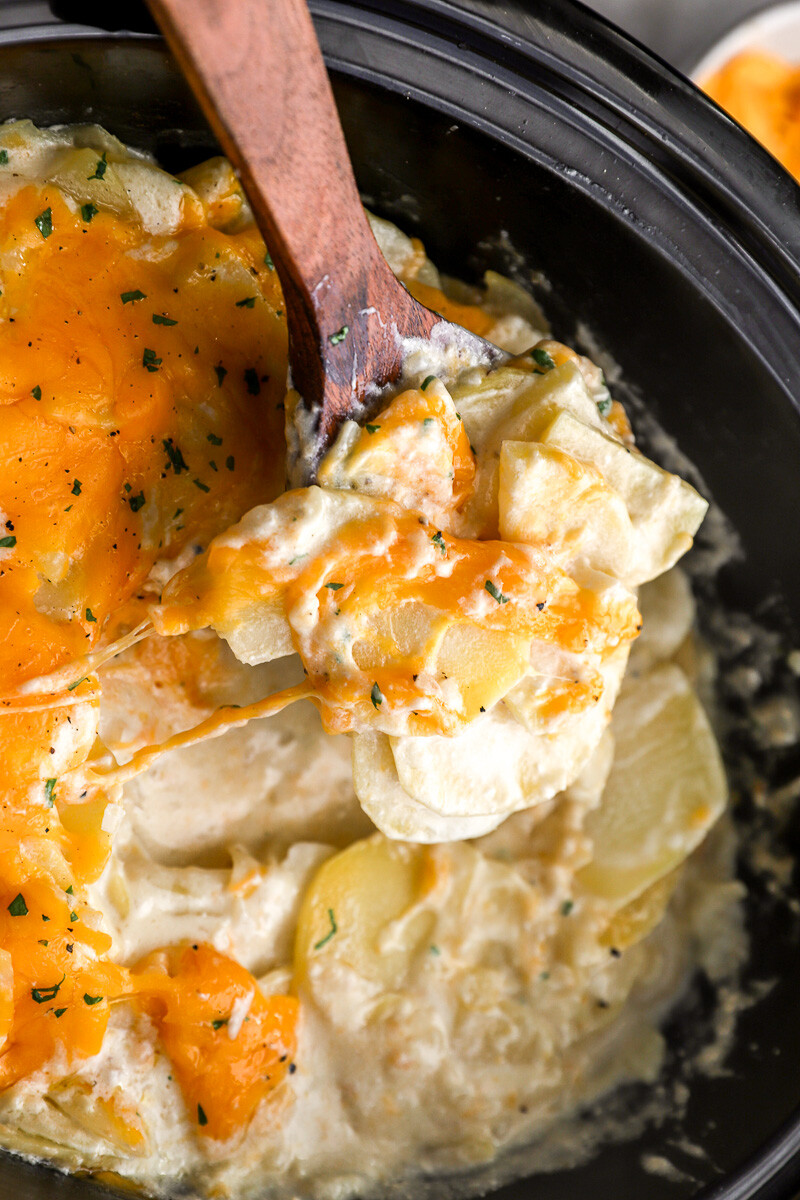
(0, 0, 781, 75)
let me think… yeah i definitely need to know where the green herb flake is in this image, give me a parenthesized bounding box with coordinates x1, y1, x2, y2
(313, 908, 338, 950)
(152, 313, 177, 326)
(561, 899, 574, 917)
(539, 970, 550, 981)
(193, 478, 210, 493)
(211, 1018, 228, 1031)
(38, 939, 49, 947)
(421, 375, 436, 390)
(83, 993, 103, 1006)
(325, 582, 344, 591)
(370, 682, 384, 709)
(142, 348, 161, 373)
(431, 531, 446, 556)
(532, 346, 556, 372)
(41, 915, 50, 922)
(485, 579, 509, 604)
(85, 608, 97, 623)
(128, 491, 146, 513)
(44, 778, 56, 807)
(197, 1104, 208, 1127)
(214, 364, 227, 387)
(31, 974, 65, 1004)
(67, 677, 88, 692)
(264, 250, 274, 269)
(121, 289, 146, 304)
(365, 424, 380, 435)
(429, 944, 441, 956)
(163, 439, 188, 475)
(71, 479, 82, 496)
(81, 202, 98, 223)
(225, 455, 235, 471)
(70, 911, 78, 922)
(207, 432, 223, 446)
(31, 384, 42, 400)
(65, 886, 73, 896)
(87, 152, 107, 181)
(7, 893, 28, 917)
(0, 535, 16, 549)
(34, 207, 52, 239)
(236, 296, 256, 308)
(597, 396, 612, 417)
(244, 367, 260, 396)
(328, 325, 349, 345)
(0, 150, 8, 165)
(53, 1007, 67, 1018)
(422, 417, 435, 428)
(208, 460, 218, 472)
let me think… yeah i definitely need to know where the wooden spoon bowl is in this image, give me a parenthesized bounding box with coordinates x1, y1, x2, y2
(147, 0, 506, 479)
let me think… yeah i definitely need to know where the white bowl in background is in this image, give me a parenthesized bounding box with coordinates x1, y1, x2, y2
(692, 0, 800, 80)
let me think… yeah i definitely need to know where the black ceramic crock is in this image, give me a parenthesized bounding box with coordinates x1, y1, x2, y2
(1, 1, 800, 1197)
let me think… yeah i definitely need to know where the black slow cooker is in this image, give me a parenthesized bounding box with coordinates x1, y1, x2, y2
(1, 1, 800, 1197)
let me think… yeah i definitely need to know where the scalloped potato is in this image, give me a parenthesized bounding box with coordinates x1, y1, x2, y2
(0, 122, 737, 1200)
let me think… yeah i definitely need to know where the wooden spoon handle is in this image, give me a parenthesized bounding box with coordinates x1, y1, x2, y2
(147, 0, 431, 449)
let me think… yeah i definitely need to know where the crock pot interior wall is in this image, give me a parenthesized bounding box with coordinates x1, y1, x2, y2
(0, 8, 798, 1199)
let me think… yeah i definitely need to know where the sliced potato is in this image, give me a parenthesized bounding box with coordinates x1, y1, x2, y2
(540, 410, 708, 585)
(499, 439, 633, 579)
(599, 869, 681, 951)
(628, 567, 695, 674)
(389, 700, 595, 819)
(294, 834, 429, 987)
(352, 732, 507, 842)
(578, 664, 726, 904)
(48, 146, 134, 219)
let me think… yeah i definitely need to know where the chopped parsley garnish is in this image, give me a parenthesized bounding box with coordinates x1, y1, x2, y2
(81, 202, 98, 223)
(429, 944, 441, 956)
(85, 608, 97, 623)
(313, 908, 338, 950)
(197, 1104, 208, 1126)
(7, 894, 27, 917)
(370, 682, 384, 709)
(163, 438, 188, 474)
(485, 579, 509, 604)
(207, 432, 223, 446)
(128, 491, 146, 512)
(70, 911, 78, 922)
(121, 289, 146, 304)
(31, 384, 42, 400)
(53, 1008, 67, 1018)
(0, 150, 8, 165)
(264, 250, 274, 269)
(225, 455, 235, 471)
(87, 152, 107, 180)
(142, 348, 161, 373)
(421, 375, 436, 390)
(365, 424, 380, 434)
(235, 296, 256, 308)
(597, 396, 613, 416)
(0, 535, 16, 549)
(431, 531, 446, 555)
(193, 478, 210, 493)
(67, 677, 88, 691)
(65, 886, 73, 895)
(152, 313, 177, 326)
(38, 939, 49, 947)
(328, 325, 349, 345)
(214, 364, 227, 386)
(532, 346, 556, 371)
(244, 366, 260, 395)
(209, 460, 218, 471)
(211, 1018, 228, 1030)
(83, 993, 103, 1006)
(31, 974, 65, 1004)
(325, 582, 344, 591)
(71, 479, 82, 496)
(44, 778, 56, 807)
(34, 207, 52, 239)
(561, 899, 574, 916)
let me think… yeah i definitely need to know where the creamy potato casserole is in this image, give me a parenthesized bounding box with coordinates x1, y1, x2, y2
(0, 122, 734, 1198)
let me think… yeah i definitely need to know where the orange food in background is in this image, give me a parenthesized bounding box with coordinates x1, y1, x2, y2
(703, 50, 800, 180)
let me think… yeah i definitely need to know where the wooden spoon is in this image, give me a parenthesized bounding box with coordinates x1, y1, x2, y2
(146, 0, 506, 480)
